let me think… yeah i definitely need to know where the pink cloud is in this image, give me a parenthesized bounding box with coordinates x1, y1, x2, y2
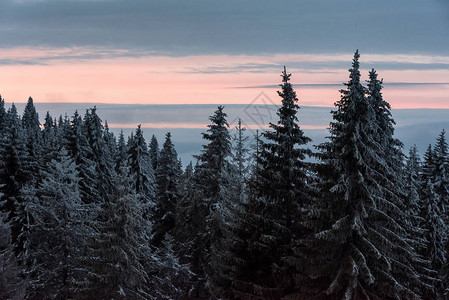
(0, 47, 448, 109)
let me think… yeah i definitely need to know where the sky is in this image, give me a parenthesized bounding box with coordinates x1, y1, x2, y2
(0, 0, 448, 108)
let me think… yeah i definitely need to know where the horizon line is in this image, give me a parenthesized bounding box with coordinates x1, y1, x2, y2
(4, 102, 449, 110)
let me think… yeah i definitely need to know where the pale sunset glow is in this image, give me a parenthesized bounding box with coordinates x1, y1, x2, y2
(1, 47, 448, 108)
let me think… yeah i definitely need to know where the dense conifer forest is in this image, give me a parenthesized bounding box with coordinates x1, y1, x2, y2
(1, 51, 448, 299)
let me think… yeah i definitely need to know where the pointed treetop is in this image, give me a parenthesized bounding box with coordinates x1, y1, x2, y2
(368, 68, 382, 83)
(435, 129, 448, 157)
(208, 105, 229, 129)
(165, 131, 172, 141)
(44, 111, 53, 127)
(349, 50, 361, 84)
(22, 96, 40, 129)
(281, 66, 291, 85)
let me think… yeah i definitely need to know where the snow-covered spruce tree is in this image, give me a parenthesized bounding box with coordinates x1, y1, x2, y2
(257, 66, 312, 228)
(172, 161, 209, 298)
(127, 124, 156, 219)
(420, 180, 446, 298)
(63, 110, 99, 204)
(405, 146, 422, 219)
(366, 68, 407, 211)
(83, 107, 116, 203)
(224, 67, 312, 298)
(103, 120, 117, 162)
(0, 95, 6, 131)
(301, 51, 425, 299)
(176, 106, 232, 297)
(56, 114, 70, 150)
(421, 145, 434, 182)
(149, 134, 160, 172)
(115, 130, 128, 173)
(21, 97, 42, 182)
(151, 234, 192, 299)
(433, 129, 449, 223)
(367, 68, 433, 295)
(420, 143, 447, 297)
(404, 145, 436, 297)
(0, 207, 25, 300)
(0, 104, 34, 254)
(79, 168, 152, 300)
(152, 132, 182, 247)
(22, 148, 87, 299)
(195, 105, 232, 200)
(247, 129, 262, 192)
(231, 118, 250, 204)
(41, 111, 60, 163)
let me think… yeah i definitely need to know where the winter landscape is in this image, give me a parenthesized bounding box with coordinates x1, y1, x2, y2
(1, 1, 449, 299)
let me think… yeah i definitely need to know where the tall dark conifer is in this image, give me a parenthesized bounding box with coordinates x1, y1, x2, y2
(177, 106, 232, 297)
(80, 169, 152, 300)
(231, 118, 249, 204)
(420, 141, 447, 297)
(149, 134, 160, 172)
(63, 111, 99, 204)
(23, 149, 86, 299)
(115, 130, 128, 173)
(225, 67, 311, 298)
(300, 51, 424, 299)
(83, 107, 115, 202)
(0, 104, 33, 254)
(433, 130, 449, 221)
(0, 208, 24, 299)
(127, 125, 156, 218)
(405, 146, 421, 218)
(172, 161, 209, 298)
(21, 97, 41, 184)
(152, 132, 182, 247)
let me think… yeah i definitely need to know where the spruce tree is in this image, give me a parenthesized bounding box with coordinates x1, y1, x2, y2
(0, 104, 33, 254)
(21, 97, 41, 184)
(103, 120, 117, 162)
(225, 67, 312, 298)
(0, 208, 24, 299)
(127, 125, 156, 219)
(175, 106, 232, 297)
(22, 148, 87, 299)
(150, 234, 192, 299)
(83, 107, 115, 202)
(149, 134, 160, 172)
(41, 111, 62, 164)
(231, 118, 249, 204)
(79, 169, 152, 299)
(420, 143, 447, 297)
(115, 130, 128, 173)
(257, 66, 312, 228)
(152, 132, 182, 247)
(433, 129, 449, 222)
(0, 95, 6, 131)
(173, 162, 209, 298)
(195, 105, 232, 199)
(405, 145, 422, 218)
(301, 51, 424, 299)
(63, 110, 99, 204)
